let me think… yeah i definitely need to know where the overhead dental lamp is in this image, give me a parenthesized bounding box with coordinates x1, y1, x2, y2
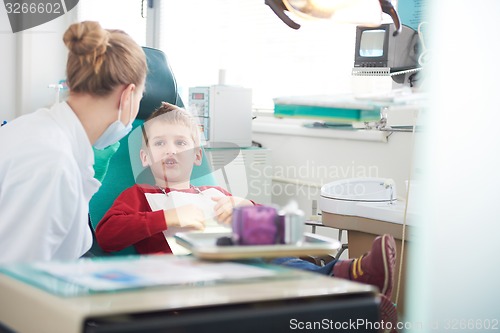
(265, 0, 402, 36)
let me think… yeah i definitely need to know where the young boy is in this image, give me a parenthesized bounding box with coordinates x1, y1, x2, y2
(96, 102, 254, 255)
(96, 103, 398, 330)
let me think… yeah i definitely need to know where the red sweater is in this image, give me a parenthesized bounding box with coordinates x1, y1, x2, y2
(95, 184, 232, 254)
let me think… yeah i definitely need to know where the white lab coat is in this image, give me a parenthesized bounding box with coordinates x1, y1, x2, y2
(0, 102, 100, 264)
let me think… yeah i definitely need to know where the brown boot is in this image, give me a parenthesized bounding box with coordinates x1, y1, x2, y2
(332, 234, 396, 298)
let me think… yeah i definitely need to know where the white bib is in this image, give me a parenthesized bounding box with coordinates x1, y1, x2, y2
(145, 188, 231, 254)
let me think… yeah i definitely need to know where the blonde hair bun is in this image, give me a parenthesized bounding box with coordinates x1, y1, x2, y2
(63, 20, 146, 96)
(63, 21, 109, 65)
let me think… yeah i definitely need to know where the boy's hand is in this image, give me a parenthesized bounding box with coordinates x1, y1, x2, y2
(163, 205, 206, 231)
(212, 196, 254, 225)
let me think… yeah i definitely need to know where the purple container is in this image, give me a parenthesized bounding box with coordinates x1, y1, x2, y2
(232, 206, 284, 245)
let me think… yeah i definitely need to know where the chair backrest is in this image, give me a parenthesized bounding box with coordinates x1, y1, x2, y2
(88, 47, 216, 256)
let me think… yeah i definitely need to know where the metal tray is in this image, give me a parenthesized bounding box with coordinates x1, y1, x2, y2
(175, 232, 341, 260)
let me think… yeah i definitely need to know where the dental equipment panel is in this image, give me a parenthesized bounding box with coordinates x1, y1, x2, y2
(189, 85, 253, 148)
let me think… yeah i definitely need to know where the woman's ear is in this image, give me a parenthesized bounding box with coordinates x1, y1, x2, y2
(122, 83, 136, 101)
(119, 83, 137, 121)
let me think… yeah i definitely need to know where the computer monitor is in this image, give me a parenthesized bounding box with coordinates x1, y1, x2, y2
(354, 23, 420, 72)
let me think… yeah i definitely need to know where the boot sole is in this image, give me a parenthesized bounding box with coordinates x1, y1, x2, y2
(381, 235, 396, 297)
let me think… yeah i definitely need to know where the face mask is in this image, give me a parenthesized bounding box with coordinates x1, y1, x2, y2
(93, 94, 134, 150)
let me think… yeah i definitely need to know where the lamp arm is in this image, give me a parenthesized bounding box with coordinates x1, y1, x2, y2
(379, 0, 401, 36)
(265, 0, 402, 35)
(264, 0, 301, 30)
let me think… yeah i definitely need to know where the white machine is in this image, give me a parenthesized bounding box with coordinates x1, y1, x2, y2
(189, 85, 253, 148)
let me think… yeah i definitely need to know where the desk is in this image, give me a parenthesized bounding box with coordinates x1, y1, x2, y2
(0, 255, 379, 333)
(322, 212, 413, 317)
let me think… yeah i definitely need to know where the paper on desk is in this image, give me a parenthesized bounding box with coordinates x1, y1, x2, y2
(145, 188, 231, 255)
(33, 256, 276, 292)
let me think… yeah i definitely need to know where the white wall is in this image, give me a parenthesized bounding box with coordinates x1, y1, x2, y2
(0, 5, 77, 120)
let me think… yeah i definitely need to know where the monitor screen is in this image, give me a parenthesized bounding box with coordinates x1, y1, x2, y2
(359, 29, 385, 57)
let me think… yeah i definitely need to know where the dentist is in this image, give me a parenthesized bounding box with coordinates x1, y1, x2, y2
(0, 21, 147, 264)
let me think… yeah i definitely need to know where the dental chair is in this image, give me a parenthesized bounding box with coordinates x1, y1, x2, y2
(88, 47, 216, 256)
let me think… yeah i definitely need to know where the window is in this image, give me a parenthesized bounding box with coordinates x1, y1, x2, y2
(75, 1, 379, 111)
(77, 0, 146, 46)
(157, 0, 357, 109)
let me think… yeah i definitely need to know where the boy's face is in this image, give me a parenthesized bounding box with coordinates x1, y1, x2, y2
(140, 121, 202, 187)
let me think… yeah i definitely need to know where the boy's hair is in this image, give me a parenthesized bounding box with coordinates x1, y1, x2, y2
(142, 102, 201, 148)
